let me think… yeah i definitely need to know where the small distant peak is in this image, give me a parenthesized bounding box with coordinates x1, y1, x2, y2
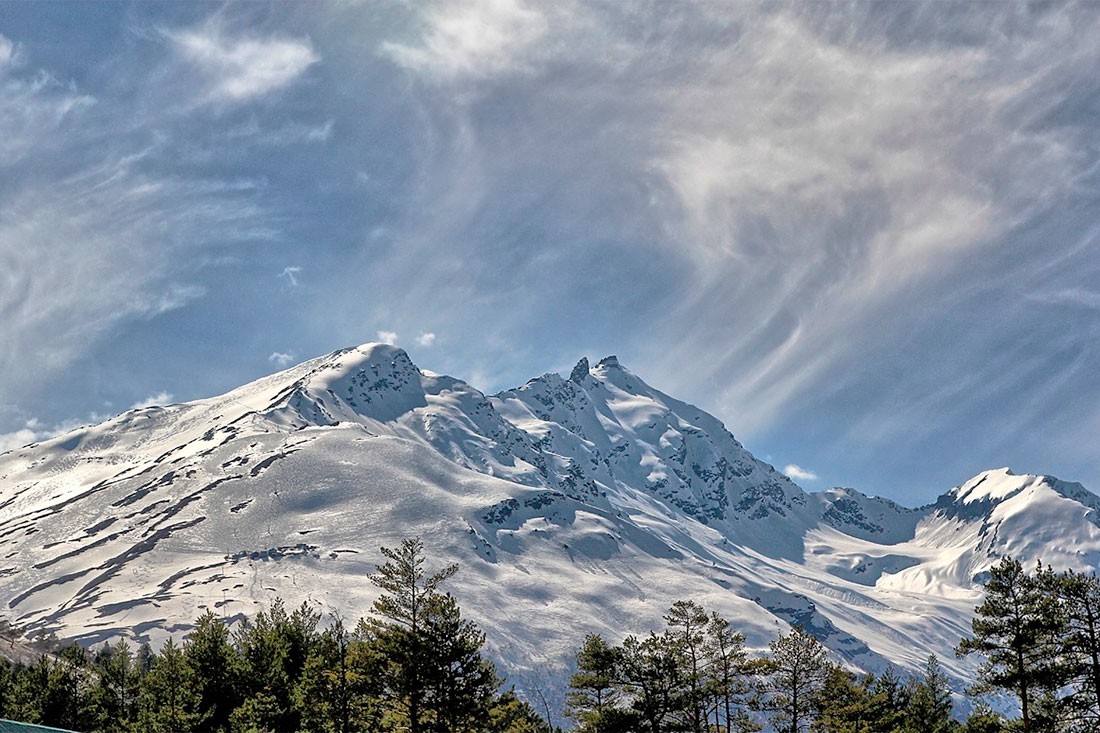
(569, 357, 590, 383)
(596, 355, 620, 369)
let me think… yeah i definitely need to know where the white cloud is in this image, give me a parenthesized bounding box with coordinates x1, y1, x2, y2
(172, 25, 319, 104)
(0, 34, 14, 68)
(783, 464, 818, 483)
(416, 332, 437, 347)
(269, 351, 296, 367)
(376, 330, 399, 345)
(280, 266, 302, 286)
(382, 0, 550, 82)
(0, 428, 38, 454)
(0, 140, 273, 405)
(130, 392, 174, 410)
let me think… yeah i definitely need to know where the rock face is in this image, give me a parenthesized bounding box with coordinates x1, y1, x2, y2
(1, 343, 1098, 703)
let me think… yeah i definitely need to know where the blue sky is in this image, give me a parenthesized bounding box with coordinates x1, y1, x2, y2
(1, 1, 1099, 506)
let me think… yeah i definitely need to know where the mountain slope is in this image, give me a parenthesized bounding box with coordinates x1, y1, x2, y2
(1, 343, 1098, 705)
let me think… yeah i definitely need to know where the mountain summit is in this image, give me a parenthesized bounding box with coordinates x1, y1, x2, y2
(1, 344, 1098, 697)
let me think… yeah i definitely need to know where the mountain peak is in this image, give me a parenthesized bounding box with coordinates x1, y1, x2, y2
(275, 342, 426, 425)
(569, 357, 590, 383)
(595, 355, 620, 369)
(951, 467, 1035, 505)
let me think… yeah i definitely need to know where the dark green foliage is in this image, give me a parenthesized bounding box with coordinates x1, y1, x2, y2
(959, 702, 1007, 733)
(566, 634, 626, 731)
(184, 611, 241, 733)
(88, 640, 140, 731)
(620, 631, 683, 733)
(135, 638, 203, 733)
(866, 666, 909, 733)
(233, 597, 320, 732)
(704, 611, 759, 733)
(811, 665, 873, 733)
(664, 600, 710, 732)
(958, 557, 1068, 732)
(903, 655, 956, 733)
(488, 687, 549, 732)
(759, 627, 830, 733)
(363, 537, 504, 732)
(11, 543, 1100, 732)
(294, 616, 381, 733)
(1038, 568, 1100, 730)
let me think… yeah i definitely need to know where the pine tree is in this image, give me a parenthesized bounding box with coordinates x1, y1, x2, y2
(421, 593, 500, 732)
(759, 627, 830, 733)
(487, 687, 547, 733)
(812, 665, 872, 733)
(619, 631, 682, 733)
(365, 537, 501, 733)
(663, 600, 710, 733)
(958, 701, 1006, 733)
(234, 598, 320, 732)
(184, 611, 242, 733)
(957, 557, 1063, 732)
(0, 658, 12, 720)
(566, 634, 626, 731)
(865, 667, 908, 733)
(703, 611, 759, 733)
(904, 655, 956, 733)
(1041, 568, 1100, 729)
(136, 638, 204, 733)
(89, 639, 140, 731)
(294, 615, 381, 733)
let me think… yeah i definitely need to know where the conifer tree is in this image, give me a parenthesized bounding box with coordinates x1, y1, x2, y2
(89, 639, 140, 731)
(365, 537, 501, 733)
(1041, 568, 1100, 728)
(865, 667, 908, 733)
(957, 557, 1063, 731)
(488, 687, 548, 733)
(234, 598, 320, 732)
(665, 600, 711, 733)
(619, 631, 683, 733)
(567, 633, 627, 731)
(422, 593, 500, 732)
(812, 665, 873, 733)
(136, 637, 203, 733)
(703, 611, 759, 733)
(0, 658, 12, 720)
(904, 655, 956, 733)
(958, 701, 1006, 733)
(185, 611, 242, 733)
(759, 626, 830, 733)
(295, 616, 378, 733)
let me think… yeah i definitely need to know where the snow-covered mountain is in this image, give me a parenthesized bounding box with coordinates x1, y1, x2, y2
(1, 343, 1097, 701)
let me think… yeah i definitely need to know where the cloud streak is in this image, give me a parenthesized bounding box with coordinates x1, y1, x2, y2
(3, 3, 1100, 502)
(171, 23, 318, 104)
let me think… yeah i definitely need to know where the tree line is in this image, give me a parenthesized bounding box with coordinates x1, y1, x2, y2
(955, 556, 1100, 733)
(565, 601, 986, 733)
(0, 545, 1097, 732)
(0, 538, 543, 732)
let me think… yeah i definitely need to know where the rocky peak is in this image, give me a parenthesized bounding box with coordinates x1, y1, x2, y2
(569, 357, 590, 384)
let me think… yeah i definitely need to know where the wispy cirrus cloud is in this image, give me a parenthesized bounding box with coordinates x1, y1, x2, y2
(170, 23, 318, 105)
(335, 0, 1100, 496)
(382, 0, 549, 83)
(0, 17, 306, 421)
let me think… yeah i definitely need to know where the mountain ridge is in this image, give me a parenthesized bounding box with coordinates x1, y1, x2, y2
(1, 343, 1097, 706)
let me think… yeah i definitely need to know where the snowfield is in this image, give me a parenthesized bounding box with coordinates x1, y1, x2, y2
(1, 343, 1096, 707)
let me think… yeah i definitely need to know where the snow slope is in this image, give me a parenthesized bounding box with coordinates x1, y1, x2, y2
(1, 344, 1097, 706)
